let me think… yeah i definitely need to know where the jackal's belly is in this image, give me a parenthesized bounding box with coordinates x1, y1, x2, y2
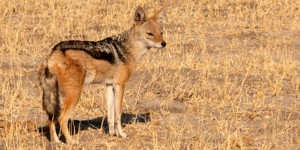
(84, 71, 96, 84)
(84, 69, 114, 85)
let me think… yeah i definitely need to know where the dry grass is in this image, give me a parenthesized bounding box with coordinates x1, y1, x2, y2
(1, 0, 300, 149)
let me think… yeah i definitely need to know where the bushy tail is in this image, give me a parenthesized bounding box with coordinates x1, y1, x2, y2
(39, 64, 61, 120)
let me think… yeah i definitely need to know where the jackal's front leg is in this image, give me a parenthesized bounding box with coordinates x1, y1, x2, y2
(114, 83, 127, 138)
(106, 84, 115, 135)
(110, 84, 127, 138)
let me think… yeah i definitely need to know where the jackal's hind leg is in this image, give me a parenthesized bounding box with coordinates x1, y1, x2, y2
(57, 60, 85, 144)
(58, 87, 83, 144)
(48, 117, 60, 143)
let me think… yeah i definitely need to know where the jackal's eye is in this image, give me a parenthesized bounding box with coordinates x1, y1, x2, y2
(161, 32, 163, 35)
(147, 32, 154, 36)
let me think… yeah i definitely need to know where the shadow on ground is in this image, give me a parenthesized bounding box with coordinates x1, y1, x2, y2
(38, 112, 151, 143)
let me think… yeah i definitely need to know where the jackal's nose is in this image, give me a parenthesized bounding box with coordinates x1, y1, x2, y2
(161, 41, 167, 47)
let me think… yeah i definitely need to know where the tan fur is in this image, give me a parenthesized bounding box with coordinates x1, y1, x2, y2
(39, 5, 167, 144)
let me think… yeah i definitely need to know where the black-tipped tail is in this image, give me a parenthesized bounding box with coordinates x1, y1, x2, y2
(39, 65, 61, 121)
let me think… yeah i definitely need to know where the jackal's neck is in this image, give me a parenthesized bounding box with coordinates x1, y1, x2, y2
(113, 27, 147, 64)
(111, 29, 131, 45)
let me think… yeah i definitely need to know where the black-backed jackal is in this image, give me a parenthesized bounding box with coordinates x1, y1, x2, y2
(39, 6, 167, 144)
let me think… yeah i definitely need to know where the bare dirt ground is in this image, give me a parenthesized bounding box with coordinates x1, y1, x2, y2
(0, 0, 300, 149)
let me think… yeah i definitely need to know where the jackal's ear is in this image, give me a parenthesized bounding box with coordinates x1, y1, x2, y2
(134, 6, 147, 25)
(151, 5, 167, 24)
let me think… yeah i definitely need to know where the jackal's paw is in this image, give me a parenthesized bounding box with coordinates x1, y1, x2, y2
(109, 129, 116, 136)
(120, 132, 127, 138)
(51, 136, 60, 144)
(116, 129, 127, 138)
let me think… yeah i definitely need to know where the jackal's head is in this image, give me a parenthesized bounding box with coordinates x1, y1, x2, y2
(132, 6, 167, 52)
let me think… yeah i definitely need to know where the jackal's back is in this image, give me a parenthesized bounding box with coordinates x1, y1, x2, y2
(52, 31, 129, 64)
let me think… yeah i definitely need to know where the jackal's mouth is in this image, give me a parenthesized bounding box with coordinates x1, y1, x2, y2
(150, 42, 167, 49)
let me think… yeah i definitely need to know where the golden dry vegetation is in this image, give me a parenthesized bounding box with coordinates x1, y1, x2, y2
(0, 0, 300, 149)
